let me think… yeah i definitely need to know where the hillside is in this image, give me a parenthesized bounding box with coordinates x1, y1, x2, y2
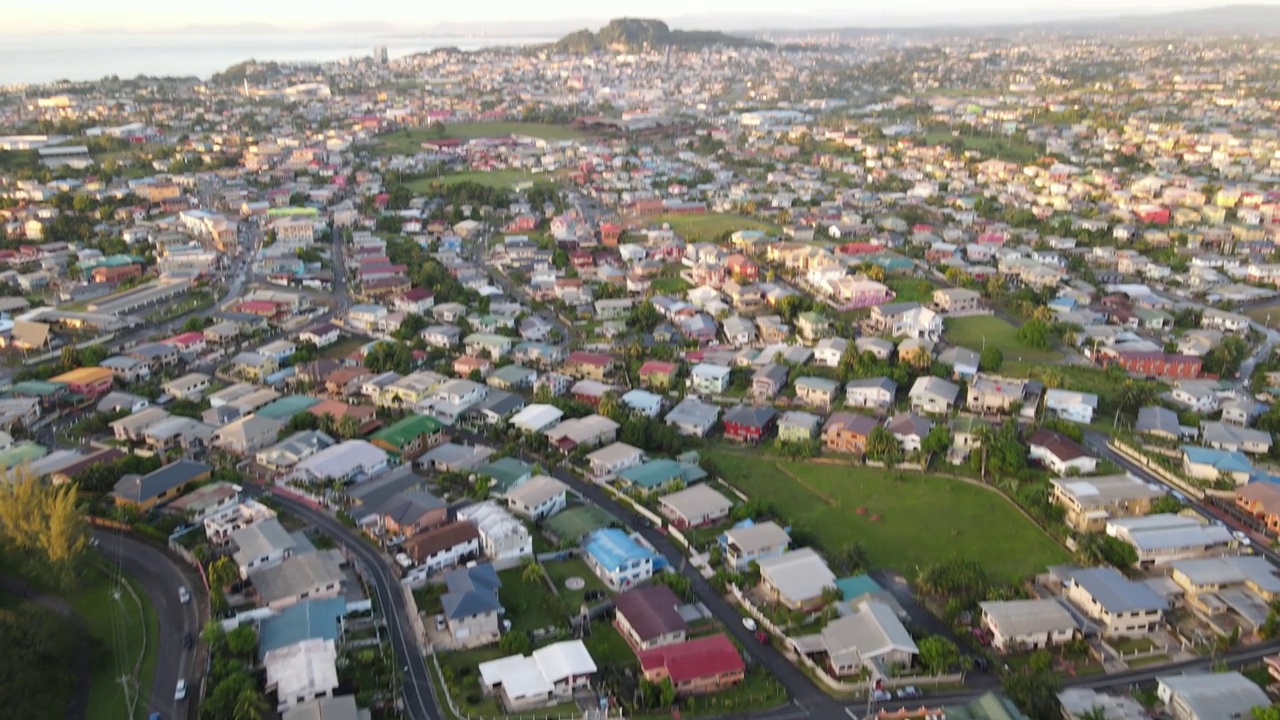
(552, 18, 768, 53)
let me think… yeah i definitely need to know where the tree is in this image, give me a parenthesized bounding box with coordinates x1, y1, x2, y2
(1203, 335, 1250, 378)
(979, 346, 1003, 372)
(920, 424, 953, 461)
(226, 625, 258, 658)
(208, 556, 238, 591)
(1002, 664, 1061, 719)
(0, 467, 87, 589)
(499, 630, 531, 655)
(0, 602, 80, 720)
(917, 635, 960, 675)
(1148, 495, 1185, 515)
(232, 687, 270, 720)
(1253, 705, 1280, 720)
(866, 426, 903, 464)
(1015, 318, 1052, 350)
(520, 558, 542, 585)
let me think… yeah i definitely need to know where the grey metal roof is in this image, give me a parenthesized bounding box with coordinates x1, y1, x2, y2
(441, 564, 503, 620)
(1067, 567, 1166, 614)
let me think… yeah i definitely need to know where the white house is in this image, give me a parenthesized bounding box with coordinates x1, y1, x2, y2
(620, 389, 664, 418)
(813, 337, 848, 368)
(1044, 389, 1099, 424)
(457, 501, 533, 569)
(689, 363, 732, 395)
(585, 442, 644, 480)
(230, 518, 295, 579)
(504, 475, 569, 520)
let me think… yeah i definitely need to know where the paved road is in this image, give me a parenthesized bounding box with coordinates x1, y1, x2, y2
(247, 488, 441, 720)
(93, 530, 204, 720)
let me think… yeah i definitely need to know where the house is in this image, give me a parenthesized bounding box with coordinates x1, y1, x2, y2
(1201, 308, 1251, 334)
(777, 410, 821, 443)
(231, 518, 296, 578)
(794, 376, 841, 410)
(1137, 406, 1188, 440)
(721, 521, 790, 571)
(230, 352, 279, 381)
(757, 548, 837, 611)
(844, 377, 897, 410)
(264, 639, 340, 712)
(1029, 429, 1098, 475)
(966, 374, 1034, 415)
(1107, 514, 1233, 568)
(979, 599, 1078, 652)
(422, 324, 462, 349)
(1221, 399, 1260, 427)
(796, 311, 830, 342)
(1044, 389, 1100, 424)
(504, 475, 569, 520)
(751, 364, 789, 401)
(722, 405, 776, 444)
(476, 457, 534, 497)
(791, 600, 918, 679)
(111, 459, 211, 511)
(162, 372, 211, 400)
(933, 287, 982, 314)
(290, 440, 390, 485)
(613, 584, 688, 651)
(616, 458, 705, 494)
(100, 355, 151, 383)
(369, 414, 445, 461)
(1156, 672, 1271, 720)
(886, 412, 933, 453)
(545, 414, 619, 452)
(49, 366, 113, 401)
(908, 376, 960, 415)
(1236, 483, 1280, 536)
(563, 351, 617, 380)
(418, 443, 495, 474)
(585, 442, 645, 480)
(402, 522, 481, 572)
(441, 564, 504, 649)
(936, 346, 980, 380)
(371, 490, 448, 539)
(509, 404, 564, 434)
(584, 528, 660, 591)
(299, 323, 341, 348)
(637, 635, 745, 696)
(620, 389, 664, 418)
(1100, 349, 1202, 380)
(457, 501, 532, 568)
(821, 412, 880, 455)
(1170, 381, 1221, 414)
(212, 414, 286, 454)
(1201, 421, 1272, 455)
(659, 484, 733, 529)
(689, 363, 732, 395)
(1183, 445, 1254, 485)
(1050, 473, 1166, 533)
(638, 360, 680, 390)
(1062, 566, 1166, 637)
(477, 640, 597, 712)
(664, 397, 720, 438)
(855, 336, 894, 361)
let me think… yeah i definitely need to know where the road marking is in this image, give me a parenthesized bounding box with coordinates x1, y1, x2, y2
(845, 708, 860, 719)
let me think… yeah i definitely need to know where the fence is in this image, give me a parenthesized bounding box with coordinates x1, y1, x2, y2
(1109, 439, 1206, 500)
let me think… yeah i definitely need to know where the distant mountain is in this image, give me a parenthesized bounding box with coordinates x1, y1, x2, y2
(551, 18, 769, 53)
(766, 4, 1280, 40)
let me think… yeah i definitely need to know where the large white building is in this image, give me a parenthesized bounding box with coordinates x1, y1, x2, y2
(457, 501, 532, 569)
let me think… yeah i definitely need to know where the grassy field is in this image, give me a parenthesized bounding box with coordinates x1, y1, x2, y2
(651, 276, 692, 295)
(943, 315, 1063, 362)
(320, 336, 367, 361)
(921, 131, 1043, 163)
(707, 450, 1068, 581)
(497, 567, 560, 635)
(73, 565, 159, 720)
(886, 277, 937, 304)
(437, 647, 578, 718)
(1244, 305, 1280, 330)
(376, 122, 586, 154)
(649, 213, 780, 242)
(544, 556, 609, 610)
(408, 169, 555, 191)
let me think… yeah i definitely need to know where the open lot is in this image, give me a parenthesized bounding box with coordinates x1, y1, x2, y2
(647, 213, 780, 242)
(320, 336, 367, 360)
(707, 450, 1068, 581)
(408, 169, 556, 191)
(496, 567, 561, 635)
(944, 315, 1063, 362)
(1244, 305, 1280, 330)
(376, 122, 587, 154)
(543, 556, 609, 611)
(886, 277, 937, 304)
(73, 564, 159, 720)
(921, 131, 1043, 164)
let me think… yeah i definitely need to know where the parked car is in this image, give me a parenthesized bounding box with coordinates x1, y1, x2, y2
(897, 686, 921, 699)
(435, 615, 446, 631)
(174, 679, 187, 701)
(178, 587, 190, 604)
(871, 689, 891, 702)
(742, 617, 757, 632)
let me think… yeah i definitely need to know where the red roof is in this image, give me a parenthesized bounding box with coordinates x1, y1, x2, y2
(639, 360, 678, 375)
(164, 331, 205, 347)
(236, 300, 280, 313)
(567, 351, 615, 367)
(637, 634, 744, 684)
(402, 288, 435, 301)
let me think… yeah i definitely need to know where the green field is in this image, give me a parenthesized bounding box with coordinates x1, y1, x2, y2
(408, 169, 555, 191)
(944, 315, 1063, 362)
(650, 276, 692, 295)
(376, 122, 586, 154)
(886, 277, 937, 304)
(921, 131, 1043, 163)
(544, 557, 610, 611)
(707, 450, 1068, 581)
(1245, 305, 1280, 330)
(650, 213, 780, 242)
(497, 567, 561, 635)
(73, 565, 159, 720)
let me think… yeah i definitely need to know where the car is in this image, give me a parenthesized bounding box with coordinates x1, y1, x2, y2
(1233, 530, 1249, 541)
(88, 537, 99, 548)
(174, 679, 187, 701)
(897, 686, 921, 699)
(182, 633, 193, 650)
(741, 617, 757, 632)
(178, 587, 191, 604)
(871, 689, 891, 702)
(435, 614, 446, 631)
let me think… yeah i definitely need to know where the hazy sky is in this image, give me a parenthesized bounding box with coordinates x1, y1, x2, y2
(8, 0, 1275, 33)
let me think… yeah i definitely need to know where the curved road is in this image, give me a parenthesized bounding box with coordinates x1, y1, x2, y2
(249, 489, 441, 720)
(93, 530, 205, 720)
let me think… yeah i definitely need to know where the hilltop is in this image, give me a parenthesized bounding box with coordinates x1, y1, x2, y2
(551, 18, 769, 53)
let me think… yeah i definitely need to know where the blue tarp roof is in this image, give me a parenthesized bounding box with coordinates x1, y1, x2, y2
(585, 528, 665, 572)
(257, 597, 346, 660)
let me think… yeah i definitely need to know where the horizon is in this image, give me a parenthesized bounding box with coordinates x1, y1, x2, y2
(5, 0, 1279, 35)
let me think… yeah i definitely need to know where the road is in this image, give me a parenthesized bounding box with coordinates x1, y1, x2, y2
(93, 529, 205, 720)
(245, 487, 441, 720)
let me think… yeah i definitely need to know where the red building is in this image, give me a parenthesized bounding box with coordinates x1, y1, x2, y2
(163, 331, 207, 355)
(722, 405, 777, 444)
(235, 300, 284, 318)
(600, 222, 622, 246)
(1134, 206, 1171, 225)
(1102, 350, 1201, 379)
(725, 254, 759, 281)
(91, 264, 142, 284)
(637, 634, 746, 695)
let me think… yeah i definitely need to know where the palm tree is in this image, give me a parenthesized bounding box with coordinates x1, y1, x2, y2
(520, 557, 543, 585)
(232, 688, 270, 720)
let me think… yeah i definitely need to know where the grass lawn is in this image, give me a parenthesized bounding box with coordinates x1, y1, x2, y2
(651, 276, 692, 295)
(543, 557, 609, 610)
(320, 336, 367, 360)
(886, 277, 937, 304)
(1245, 305, 1280, 330)
(582, 620, 636, 668)
(921, 131, 1043, 164)
(649, 213, 780, 242)
(1002, 361, 1167, 399)
(375, 122, 586, 154)
(706, 450, 1068, 581)
(497, 567, 561, 634)
(437, 647, 581, 718)
(943, 315, 1062, 362)
(72, 564, 159, 720)
(408, 169, 555, 191)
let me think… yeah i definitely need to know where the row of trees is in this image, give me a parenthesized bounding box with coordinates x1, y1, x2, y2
(200, 622, 271, 720)
(0, 470, 88, 589)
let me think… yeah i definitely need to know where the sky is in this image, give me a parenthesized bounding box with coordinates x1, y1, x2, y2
(6, 0, 1277, 34)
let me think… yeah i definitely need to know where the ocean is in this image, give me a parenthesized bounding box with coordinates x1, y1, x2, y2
(0, 32, 554, 86)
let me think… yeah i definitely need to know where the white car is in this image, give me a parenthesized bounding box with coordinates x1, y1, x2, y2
(435, 614, 446, 631)
(871, 689, 891, 702)
(741, 617, 757, 632)
(174, 679, 187, 701)
(178, 587, 191, 604)
(1233, 530, 1249, 541)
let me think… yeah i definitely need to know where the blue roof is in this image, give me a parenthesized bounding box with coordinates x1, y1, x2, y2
(585, 528, 665, 573)
(1049, 297, 1076, 309)
(836, 574, 884, 602)
(1182, 445, 1253, 473)
(257, 597, 346, 659)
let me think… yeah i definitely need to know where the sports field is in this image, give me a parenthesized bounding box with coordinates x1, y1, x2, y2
(943, 315, 1063, 362)
(376, 122, 586, 154)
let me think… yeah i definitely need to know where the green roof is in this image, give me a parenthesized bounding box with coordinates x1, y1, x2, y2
(946, 692, 1030, 720)
(0, 442, 48, 471)
(617, 458, 706, 490)
(10, 380, 66, 396)
(836, 574, 883, 602)
(545, 505, 615, 541)
(370, 414, 444, 450)
(255, 395, 322, 420)
(476, 457, 533, 493)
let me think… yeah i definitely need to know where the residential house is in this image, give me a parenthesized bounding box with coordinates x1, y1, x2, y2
(563, 351, 617, 381)
(477, 641, 597, 712)
(1236, 483, 1280, 537)
(613, 584, 689, 651)
(821, 412, 880, 455)
(886, 412, 933, 453)
(909, 376, 960, 415)
(620, 389, 664, 418)
(110, 459, 211, 511)
(504, 475, 569, 520)
(757, 548, 837, 612)
(794, 376, 841, 410)
(457, 501, 532, 568)
(664, 397, 720, 438)
(212, 414, 286, 454)
(637, 635, 745, 696)
(689, 363, 732, 395)
(1029, 429, 1098, 475)
(813, 337, 848, 368)
(844, 377, 897, 411)
(1183, 446, 1254, 485)
(441, 563, 504, 649)
(585, 442, 645, 480)
(791, 601, 918, 679)
(933, 287, 982, 314)
(638, 361, 680, 390)
(721, 521, 790, 571)
(1156, 673, 1271, 720)
(751, 363, 789, 402)
(369, 414, 445, 461)
(936, 346, 980, 380)
(1062, 566, 1166, 638)
(230, 517, 296, 577)
(371, 490, 448, 539)
(1045, 390, 1100, 424)
(979, 599, 1078, 652)
(584, 528, 659, 591)
(1107, 514, 1233, 568)
(402, 522, 482, 572)
(545, 414, 619, 452)
(722, 405, 776, 444)
(659, 484, 733, 529)
(1202, 421, 1272, 455)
